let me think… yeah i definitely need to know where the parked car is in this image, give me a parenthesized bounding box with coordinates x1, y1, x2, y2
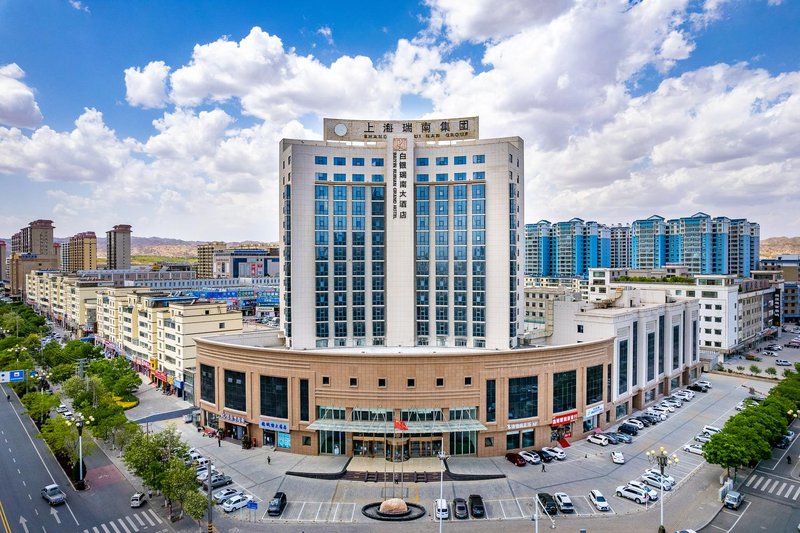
(640, 413, 663, 423)
(702, 425, 721, 435)
(589, 489, 610, 511)
(645, 410, 668, 421)
(767, 344, 783, 351)
(673, 391, 693, 401)
(611, 451, 625, 464)
(542, 446, 566, 460)
(588, 434, 610, 446)
(641, 472, 673, 491)
(626, 480, 659, 501)
(776, 359, 792, 366)
(434, 498, 449, 520)
(267, 492, 287, 516)
(41, 484, 66, 506)
(724, 491, 744, 510)
(452, 497, 469, 519)
(505, 452, 527, 466)
(695, 380, 712, 389)
(776, 435, 792, 449)
(644, 468, 675, 484)
(130, 492, 147, 508)
(55, 404, 69, 414)
(212, 487, 242, 504)
(537, 493, 558, 515)
(554, 492, 574, 513)
(618, 423, 639, 436)
(625, 419, 645, 429)
(663, 398, 683, 408)
(786, 430, 796, 441)
(611, 432, 633, 443)
(202, 474, 233, 490)
(519, 450, 542, 464)
(683, 443, 705, 456)
(536, 449, 555, 462)
(688, 384, 708, 393)
(222, 494, 252, 513)
(764, 350, 777, 357)
(468, 494, 485, 518)
(615, 484, 649, 504)
(658, 401, 677, 411)
(695, 432, 712, 443)
(630, 417, 651, 427)
(601, 432, 619, 444)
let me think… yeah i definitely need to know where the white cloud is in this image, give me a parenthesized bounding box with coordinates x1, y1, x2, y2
(0, 64, 43, 129)
(68, 0, 90, 13)
(124, 61, 170, 108)
(317, 26, 334, 45)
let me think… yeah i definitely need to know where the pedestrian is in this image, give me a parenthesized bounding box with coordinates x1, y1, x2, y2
(148, 489, 152, 499)
(789, 456, 792, 465)
(267, 455, 271, 465)
(218, 435, 221, 447)
(541, 463, 546, 472)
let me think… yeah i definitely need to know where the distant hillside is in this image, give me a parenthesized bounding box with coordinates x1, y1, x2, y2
(761, 237, 800, 259)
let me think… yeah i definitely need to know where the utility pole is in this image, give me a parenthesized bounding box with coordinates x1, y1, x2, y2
(207, 460, 214, 533)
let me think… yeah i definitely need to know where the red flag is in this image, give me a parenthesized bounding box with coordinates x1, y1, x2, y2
(394, 420, 408, 431)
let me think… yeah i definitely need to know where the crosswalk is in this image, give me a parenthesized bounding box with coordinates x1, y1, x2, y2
(82, 508, 168, 533)
(744, 473, 800, 501)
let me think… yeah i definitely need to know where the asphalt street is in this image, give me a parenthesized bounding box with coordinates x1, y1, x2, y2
(0, 383, 171, 533)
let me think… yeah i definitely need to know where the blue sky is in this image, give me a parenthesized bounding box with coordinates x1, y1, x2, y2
(1, 0, 798, 241)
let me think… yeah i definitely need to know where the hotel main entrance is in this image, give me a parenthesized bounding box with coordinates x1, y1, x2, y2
(353, 434, 444, 460)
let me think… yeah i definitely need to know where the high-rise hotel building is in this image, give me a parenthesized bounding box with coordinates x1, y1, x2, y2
(279, 117, 524, 350)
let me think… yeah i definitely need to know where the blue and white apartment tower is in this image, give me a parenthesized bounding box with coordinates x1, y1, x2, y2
(631, 215, 667, 270)
(524, 219, 610, 278)
(279, 117, 524, 350)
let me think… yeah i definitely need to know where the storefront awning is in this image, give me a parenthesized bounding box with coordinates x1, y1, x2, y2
(306, 418, 486, 434)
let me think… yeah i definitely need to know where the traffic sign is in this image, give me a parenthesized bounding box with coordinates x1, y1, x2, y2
(0, 370, 25, 383)
(246, 501, 258, 510)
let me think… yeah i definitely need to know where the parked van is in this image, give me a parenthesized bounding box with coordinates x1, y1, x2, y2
(194, 456, 210, 468)
(618, 423, 639, 436)
(130, 492, 146, 508)
(435, 498, 450, 519)
(702, 425, 721, 435)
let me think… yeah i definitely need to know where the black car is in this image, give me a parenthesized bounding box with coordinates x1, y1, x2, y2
(452, 498, 468, 519)
(776, 435, 791, 449)
(267, 492, 287, 516)
(537, 493, 558, 515)
(468, 494, 485, 518)
(639, 414, 660, 424)
(630, 417, 652, 427)
(687, 384, 708, 393)
(536, 449, 555, 462)
(618, 423, 639, 436)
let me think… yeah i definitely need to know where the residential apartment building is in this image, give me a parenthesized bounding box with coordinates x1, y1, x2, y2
(197, 241, 226, 278)
(106, 224, 132, 270)
(63, 231, 97, 272)
(9, 219, 59, 297)
(0, 240, 6, 282)
(730, 219, 760, 278)
(609, 224, 631, 269)
(760, 255, 799, 324)
(631, 215, 667, 270)
(523, 219, 610, 279)
(213, 248, 278, 279)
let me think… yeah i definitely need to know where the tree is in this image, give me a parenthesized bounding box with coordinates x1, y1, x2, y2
(703, 431, 754, 478)
(21, 391, 60, 426)
(736, 365, 745, 373)
(48, 362, 76, 384)
(750, 365, 762, 376)
(765, 367, 777, 378)
(785, 369, 794, 378)
(39, 416, 95, 471)
(87, 357, 141, 399)
(729, 409, 786, 445)
(122, 426, 188, 493)
(161, 458, 199, 521)
(112, 422, 140, 454)
(183, 489, 209, 525)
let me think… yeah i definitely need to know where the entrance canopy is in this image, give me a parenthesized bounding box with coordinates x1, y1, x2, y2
(306, 418, 485, 434)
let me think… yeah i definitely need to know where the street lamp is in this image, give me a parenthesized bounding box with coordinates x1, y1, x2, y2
(39, 371, 49, 397)
(437, 451, 448, 533)
(646, 447, 678, 533)
(66, 412, 94, 488)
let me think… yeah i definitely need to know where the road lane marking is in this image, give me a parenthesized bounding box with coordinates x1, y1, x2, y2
(101, 524, 111, 533)
(115, 519, 130, 533)
(124, 516, 138, 531)
(296, 502, 306, 522)
(794, 486, 800, 500)
(776, 482, 787, 496)
(108, 521, 121, 533)
(746, 475, 757, 487)
(134, 514, 145, 527)
(147, 509, 162, 524)
(92, 527, 100, 533)
(768, 480, 779, 493)
(752, 477, 764, 490)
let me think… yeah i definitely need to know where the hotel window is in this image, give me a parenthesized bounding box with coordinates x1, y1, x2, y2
(473, 154, 485, 163)
(371, 174, 384, 182)
(200, 364, 215, 403)
(473, 171, 485, 180)
(464, 376, 472, 386)
(407, 378, 416, 388)
(617, 340, 628, 395)
(508, 376, 537, 419)
(314, 156, 327, 165)
(586, 365, 603, 405)
(315, 172, 327, 181)
(333, 157, 346, 166)
(333, 173, 346, 182)
(436, 377, 444, 387)
(552, 371, 576, 414)
(378, 378, 386, 388)
(416, 174, 429, 182)
(224, 370, 246, 412)
(371, 158, 384, 166)
(435, 156, 448, 166)
(454, 156, 467, 165)
(436, 173, 447, 182)
(352, 157, 364, 166)
(486, 379, 496, 422)
(416, 157, 429, 166)
(454, 172, 466, 181)
(322, 376, 330, 386)
(300, 379, 309, 421)
(352, 173, 365, 182)
(260, 376, 288, 418)
(349, 377, 358, 387)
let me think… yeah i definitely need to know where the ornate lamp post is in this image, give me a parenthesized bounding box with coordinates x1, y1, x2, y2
(39, 370, 49, 397)
(437, 451, 449, 533)
(66, 412, 94, 488)
(646, 446, 678, 533)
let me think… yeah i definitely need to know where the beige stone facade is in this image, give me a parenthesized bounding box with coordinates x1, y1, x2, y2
(195, 333, 621, 457)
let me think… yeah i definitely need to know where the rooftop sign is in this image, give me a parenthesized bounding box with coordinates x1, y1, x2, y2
(323, 117, 479, 142)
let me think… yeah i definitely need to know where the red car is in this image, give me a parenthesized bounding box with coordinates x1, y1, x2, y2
(505, 452, 527, 466)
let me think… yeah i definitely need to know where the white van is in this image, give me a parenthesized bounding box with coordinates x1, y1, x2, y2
(435, 499, 449, 519)
(702, 425, 721, 435)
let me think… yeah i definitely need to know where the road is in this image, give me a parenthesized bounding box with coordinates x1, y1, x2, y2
(701, 418, 800, 533)
(0, 383, 171, 533)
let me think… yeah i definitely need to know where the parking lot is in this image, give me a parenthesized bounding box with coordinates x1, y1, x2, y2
(721, 327, 800, 374)
(190, 372, 756, 526)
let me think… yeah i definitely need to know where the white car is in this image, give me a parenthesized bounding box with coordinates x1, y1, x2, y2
(658, 402, 676, 412)
(212, 487, 242, 504)
(644, 468, 675, 484)
(588, 434, 609, 446)
(695, 432, 712, 443)
(553, 492, 575, 513)
(646, 410, 668, 421)
(764, 350, 777, 357)
(696, 380, 712, 389)
(641, 472, 673, 491)
(589, 489, 610, 511)
(625, 419, 645, 429)
(611, 451, 625, 464)
(683, 443, 705, 456)
(542, 446, 566, 460)
(519, 450, 541, 464)
(776, 359, 792, 366)
(615, 485, 650, 504)
(222, 494, 253, 513)
(627, 480, 659, 501)
(56, 404, 69, 413)
(767, 344, 783, 351)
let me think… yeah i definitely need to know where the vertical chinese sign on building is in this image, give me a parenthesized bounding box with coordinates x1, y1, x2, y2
(392, 137, 408, 220)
